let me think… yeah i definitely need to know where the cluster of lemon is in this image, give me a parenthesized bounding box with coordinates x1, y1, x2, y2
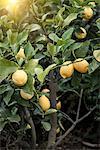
(11, 48, 34, 100)
(75, 1, 95, 39)
(12, 48, 61, 111)
(39, 90, 61, 111)
(12, 69, 61, 111)
(60, 58, 89, 78)
(12, 69, 34, 99)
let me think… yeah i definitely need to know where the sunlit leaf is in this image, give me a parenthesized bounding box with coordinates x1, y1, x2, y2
(0, 58, 19, 81)
(63, 13, 78, 27)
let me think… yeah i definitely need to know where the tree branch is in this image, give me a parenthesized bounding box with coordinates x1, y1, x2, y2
(24, 107, 36, 150)
(77, 105, 97, 123)
(60, 111, 74, 124)
(82, 141, 100, 148)
(53, 88, 97, 148)
(54, 123, 76, 147)
(76, 89, 83, 121)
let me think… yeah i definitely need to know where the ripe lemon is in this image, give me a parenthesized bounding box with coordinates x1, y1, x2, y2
(20, 89, 34, 100)
(93, 50, 100, 62)
(56, 101, 61, 110)
(16, 48, 25, 59)
(75, 27, 87, 39)
(73, 58, 89, 73)
(42, 88, 50, 93)
(39, 95, 50, 111)
(60, 61, 74, 78)
(12, 70, 27, 86)
(56, 127, 60, 134)
(83, 6, 93, 20)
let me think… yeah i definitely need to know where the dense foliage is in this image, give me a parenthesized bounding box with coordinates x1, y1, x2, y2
(0, 0, 100, 149)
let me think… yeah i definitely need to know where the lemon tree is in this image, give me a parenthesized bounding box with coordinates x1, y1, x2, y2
(0, 0, 100, 149)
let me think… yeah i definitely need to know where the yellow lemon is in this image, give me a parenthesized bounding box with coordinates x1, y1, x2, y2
(56, 127, 60, 134)
(73, 58, 89, 73)
(20, 89, 34, 100)
(42, 88, 50, 93)
(12, 70, 27, 86)
(16, 48, 25, 59)
(39, 95, 50, 111)
(56, 101, 61, 110)
(93, 50, 100, 62)
(60, 61, 74, 78)
(83, 6, 93, 20)
(75, 27, 87, 39)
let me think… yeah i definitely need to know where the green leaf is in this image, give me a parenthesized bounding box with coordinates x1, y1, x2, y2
(47, 43, 57, 57)
(35, 64, 56, 83)
(70, 42, 83, 58)
(7, 30, 18, 46)
(3, 88, 14, 105)
(0, 58, 19, 81)
(34, 68, 44, 83)
(0, 84, 11, 94)
(24, 59, 39, 75)
(33, 102, 44, 114)
(0, 121, 7, 131)
(24, 42, 36, 59)
(44, 64, 56, 78)
(7, 115, 21, 123)
(0, 42, 8, 49)
(49, 33, 60, 42)
(75, 41, 90, 58)
(45, 109, 57, 115)
(41, 121, 51, 131)
(22, 74, 34, 94)
(55, 7, 65, 24)
(63, 13, 78, 27)
(17, 98, 31, 107)
(58, 119, 65, 131)
(26, 24, 41, 32)
(62, 27, 74, 40)
(71, 71, 82, 87)
(17, 30, 28, 45)
(88, 59, 100, 74)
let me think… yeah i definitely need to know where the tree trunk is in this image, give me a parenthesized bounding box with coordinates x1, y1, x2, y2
(47, 71, 57, 150)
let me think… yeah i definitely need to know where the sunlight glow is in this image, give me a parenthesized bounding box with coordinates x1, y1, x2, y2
(8, 0, 17, 5)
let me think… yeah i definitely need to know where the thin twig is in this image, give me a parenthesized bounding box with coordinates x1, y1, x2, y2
(60, 111, 74, 124)
(54, 105, 96, 147)
(76, 89, 83, 121)
(82, 141, 100, 148)
(24, 107, 36, 150)
(54, 123, 76, 147)
(77, 105, 97, 123)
